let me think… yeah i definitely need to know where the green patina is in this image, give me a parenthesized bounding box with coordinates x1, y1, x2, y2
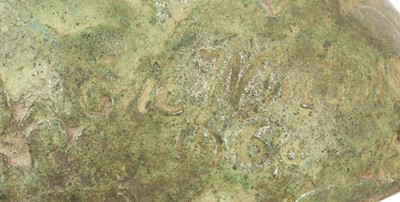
(0, 0, 399, 201)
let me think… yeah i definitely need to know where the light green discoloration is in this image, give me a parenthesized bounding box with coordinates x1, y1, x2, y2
(0, 0, 400, 201)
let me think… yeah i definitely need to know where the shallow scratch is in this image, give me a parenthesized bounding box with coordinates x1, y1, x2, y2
(295, 189, 316, 202)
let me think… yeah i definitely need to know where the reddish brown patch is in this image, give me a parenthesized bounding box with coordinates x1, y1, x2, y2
(392, 130, 400, 150)
(12, 102, 30, 122)
(99, 96, 112, 115)
(260, 0, 277, 16)
(0, 133, 31, 168)
(60, 119, 82, 143)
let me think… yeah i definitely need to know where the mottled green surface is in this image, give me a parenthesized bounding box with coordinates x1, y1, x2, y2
(1, 0, 400, 201)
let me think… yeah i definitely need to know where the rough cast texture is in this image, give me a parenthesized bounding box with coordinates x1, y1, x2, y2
(0, 0, 400, 201)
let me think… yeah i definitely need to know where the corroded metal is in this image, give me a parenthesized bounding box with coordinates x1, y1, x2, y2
(0, 0, 400, 201)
